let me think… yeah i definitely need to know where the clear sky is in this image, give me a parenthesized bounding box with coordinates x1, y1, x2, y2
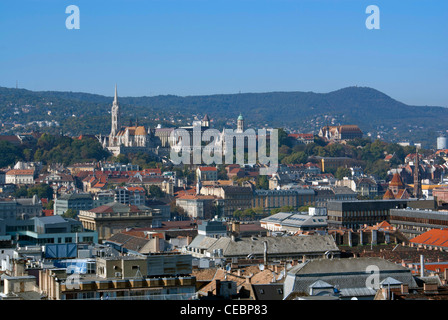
(0, 0, 447, 107)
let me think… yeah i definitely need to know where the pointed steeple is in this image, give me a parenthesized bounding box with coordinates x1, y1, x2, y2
(114, 84, 118, 104)
(110, 84, 120, 138)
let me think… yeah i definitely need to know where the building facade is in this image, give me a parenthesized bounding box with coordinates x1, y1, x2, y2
(78, 202, 162, 241)
(327, 199, 410, 230)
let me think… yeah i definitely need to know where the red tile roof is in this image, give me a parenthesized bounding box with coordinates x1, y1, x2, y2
(6, 169, 34, 175)
(410, 229, 448, 248)
(198, 166, 217, 172)
(389, 173, 404, 187)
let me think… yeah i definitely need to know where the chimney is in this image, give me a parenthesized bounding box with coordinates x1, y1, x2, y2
(263, 241, 268, 265)
(420, 255, 425, 277)
(401, 284, 409, 295)
(215, 279, 221, 296)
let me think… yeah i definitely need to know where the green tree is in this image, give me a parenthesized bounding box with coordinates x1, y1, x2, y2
(0, 141, 23, 167)
(335, 167, 351, 180)
(27, 183, 54, 200)
(297, 205, 311, 212)
(256, 175, 269, 190)
(170, 200, 186, 218)
(62, 208, 77, 219)
(45, 200, 55, 210)
(14, 186, 28, 198)
(148, 185, 164, 198)
(270, 205, 295, 215)
(281, 151, 308, 165)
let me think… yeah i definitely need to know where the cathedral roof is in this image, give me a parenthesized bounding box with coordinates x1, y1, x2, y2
(116, 126, 147, 136)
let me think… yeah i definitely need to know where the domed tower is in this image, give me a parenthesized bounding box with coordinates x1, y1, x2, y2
(236, 113, 244, 133)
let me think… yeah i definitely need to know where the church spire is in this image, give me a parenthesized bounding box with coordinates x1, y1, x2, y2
(110, 84, 120, 138)
(114, 84, 118, 104)
(414, 145, 422, 199)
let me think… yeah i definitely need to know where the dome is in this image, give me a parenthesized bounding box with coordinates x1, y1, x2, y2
(237, 113, 244, 121)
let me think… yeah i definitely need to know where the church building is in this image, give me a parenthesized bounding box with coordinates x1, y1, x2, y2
(98, 86, 157, 156)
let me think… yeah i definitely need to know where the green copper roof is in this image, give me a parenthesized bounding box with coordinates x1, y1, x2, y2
(238, 113, 244, 120)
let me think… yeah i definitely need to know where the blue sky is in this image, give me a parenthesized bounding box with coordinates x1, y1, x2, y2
(0, 0, 447, 107)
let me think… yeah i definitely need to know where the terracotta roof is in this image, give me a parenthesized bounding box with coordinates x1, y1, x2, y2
(396, 189, 409, 199)
(383, 189, 395, 200)
(6, 169, 34, 175)
(389, 173, 404, 187)
(0, 135, 21, 143)
(192, 268, 219, 282)
(410, 229, 448, 248)
(198, 166, 217, 172)
(126, 186, 146, 192)
(298, 133, 314, 139)
(229, 168, 243, 174)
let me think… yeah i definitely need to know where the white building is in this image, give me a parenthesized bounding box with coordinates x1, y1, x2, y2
(5, 169, 35, 185)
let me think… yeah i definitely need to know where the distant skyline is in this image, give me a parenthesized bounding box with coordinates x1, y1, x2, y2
(0, 0, 447, 107)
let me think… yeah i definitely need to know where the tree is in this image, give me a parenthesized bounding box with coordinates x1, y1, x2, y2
(217, 165, 228, 180)
(27, 183, 54, 200)
(114, 154, 129, 164)
(0, 140, 23, 167)
(148, 185, 164, 198)
(335, 167, 351, 180)
(170, 200, 186, 218)
(277, 128, 292, 147)
(270, 205, 295, 215)
(14, 186, 28, 198)
(45, 200, 55, 210)
(256, 175, 269, 190)
(62, 209, 77, 219)
(281, 151, 308, 165)
(297, 205, 310, 212)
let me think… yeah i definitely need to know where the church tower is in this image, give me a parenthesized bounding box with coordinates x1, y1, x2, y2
(414, 146, 422, 199)
(236, 113, 244, 133)
(111, 84, 120, 137)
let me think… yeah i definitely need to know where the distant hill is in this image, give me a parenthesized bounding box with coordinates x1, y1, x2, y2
(0, 86, 446, 148)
